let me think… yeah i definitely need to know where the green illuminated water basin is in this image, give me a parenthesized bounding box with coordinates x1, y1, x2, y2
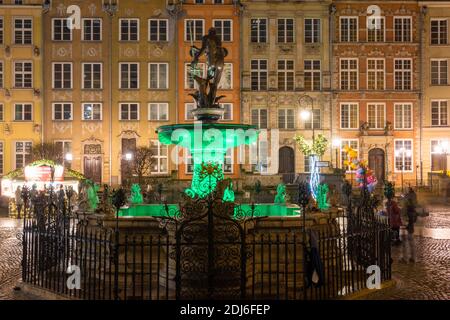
(118, 204, 301, 218)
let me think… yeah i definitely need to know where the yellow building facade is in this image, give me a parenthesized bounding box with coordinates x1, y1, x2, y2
(420, 1, 450, 179)
(0, 1, 43, 177)
(43, 0, 177, 185)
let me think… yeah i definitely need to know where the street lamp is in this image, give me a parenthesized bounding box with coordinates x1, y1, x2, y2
(299, 95, 315, 140)
(65, 153, 73, 162)
(332, 138, 342, 170)
(125, 153, 133, 161)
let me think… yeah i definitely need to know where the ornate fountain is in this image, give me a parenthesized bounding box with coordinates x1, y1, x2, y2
(157, 27, 258, 199)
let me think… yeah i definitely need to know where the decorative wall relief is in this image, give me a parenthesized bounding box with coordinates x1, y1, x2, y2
(82, 91, 103, 101)
(52, 91, 73, 100)
(119, 91, 139, 101)
(120, 123, 139, 133)
(82, 123, 103, 135)
(120, 45, 140, 58)
(52, 122, 73, 135)
(56, 3, 67, 16)
(82, 44, 101, 58)
(53, 45, 73, 59)
(88, 3, 97, 16)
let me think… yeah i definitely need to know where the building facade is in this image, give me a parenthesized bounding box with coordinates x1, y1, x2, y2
(240, 0, 333, 182)
(43, 0, 177, 185)
(332, 1, 421, 187)
(0, 0, 43, 177)
(420, 1, 450, 179)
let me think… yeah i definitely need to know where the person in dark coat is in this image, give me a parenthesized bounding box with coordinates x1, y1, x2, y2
(386, 200, 402, 244)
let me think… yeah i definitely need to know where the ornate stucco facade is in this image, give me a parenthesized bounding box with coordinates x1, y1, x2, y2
(240, 0, 333, 181)
(0, 0, 43, 176)
(332, 1, 421, 186)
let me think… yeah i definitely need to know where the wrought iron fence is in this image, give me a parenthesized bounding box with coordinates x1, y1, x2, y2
(21, 187, 391, 300)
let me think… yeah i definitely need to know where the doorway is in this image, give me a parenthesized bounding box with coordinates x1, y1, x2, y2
(83, 144, 102, 184)
(368, 148, 385, 183)
(279, 146, 295, 184)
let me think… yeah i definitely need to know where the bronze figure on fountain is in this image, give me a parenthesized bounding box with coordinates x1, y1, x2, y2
(189, 27, 228, 122)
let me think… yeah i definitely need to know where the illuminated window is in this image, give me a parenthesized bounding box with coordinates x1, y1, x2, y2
(82, 103, 102, 121)
(150, 140, 168, 174)
(149, 103, 168, 121)
(15, 141, 32, 170)
(394, 103, 412, 129)
(367, 103, 385, 129)
(340, 103, 358, 129)
(394, 140, 413, 172)
(149, 63, 168, 89)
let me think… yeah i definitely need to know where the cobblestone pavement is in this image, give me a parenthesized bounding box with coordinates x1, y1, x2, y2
(361, 204, 450, 300)
(0, 205, 449, 300)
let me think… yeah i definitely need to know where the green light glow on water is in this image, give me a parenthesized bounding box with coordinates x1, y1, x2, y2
(118, 203, 301, 218)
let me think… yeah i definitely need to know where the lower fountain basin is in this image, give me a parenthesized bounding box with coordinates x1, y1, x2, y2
(118, 203, 301, 218)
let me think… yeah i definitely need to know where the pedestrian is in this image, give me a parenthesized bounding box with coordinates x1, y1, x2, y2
(399, 188, 418, 263)
(386, 200, 402, 244)
(15, 186, 23, 219)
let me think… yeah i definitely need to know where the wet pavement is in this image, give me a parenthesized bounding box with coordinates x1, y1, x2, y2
(0, 204, 449, 300)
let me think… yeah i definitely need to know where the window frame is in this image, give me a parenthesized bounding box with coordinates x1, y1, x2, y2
(339, 58, 359, 90)
(367, 58, 385, 90)
(82, 102, 103, 121)
(277, 18, 295, 43)
(14, 141, 32, 170)
(394, 16, 412, 42)
(14, 103, 33, 121)
(367, 16, 385, 42)
(394, 139, 414, 173)
(148, 102, 169, 121)
(119, 18, 140, 42)
(394, 58, 412, 90)
(394, 103, 413, 130)
(119, 103, 140, 121)
(148, 62, 169, 90)
(340, 102, 359, 130)
(13, 17, 33, 45)
(148, 19, 169, 42)
(250, 18, 268, 43)
(184, 19, 205, 42)
(304, 18, 321, 44)
(119, 62, 140, 89)
(367, 103, 386, 130)
(52, 102, 73, 121)
(82, 18, 102, 41)
(150, 140, 169, 174)
(51, 18, 72, 41)
(82, 62, 103, 90)
(430, 59, 448, 86)
(52, 62, 73, 90)
(14, 60, 33, 89)
(430, 18, 448, 45)
(212, 19, 233, 42)
(431, 99, 448, 126)
(339, 16, 358, 42)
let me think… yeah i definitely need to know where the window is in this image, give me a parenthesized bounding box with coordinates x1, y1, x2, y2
(304, 60, 321, 91)
(15, 141, 32, 169)
(341, 140, 358, 171)
(431, 19, 447, 45)
(53, 63, 72, 89)
(14, 61, 33, 88)
(0, 142, 3, 175)
(304, 109, 321, 130)
(220, 103, 233, 121)
(250, 140, 268, 173)
(277, 60, 294, 91)
(367, 103, 385, 129)
(185, 103, 196, 120)
(185, 63, 205, 89)
(251, 18, 267, 43)
(82, 63, 102, 89)
(149, 103, 168, 121)
(120, 103, 139, 121)
(149, 19, 168, 42)
(394, 103, 412, 129)
(431, 100, 448, 126)
(120, 19, 139, 41)
(14, 18, 32, 44)
(82, 103, 102, 120)
(150, 140, 168, 174)
(149, 63, 168, 89)
(224, 149, 233, 174)
(83, 18, 102, 41)
(367, 17, 385, 42)
(304, 155, 310, 173)
(0, 104, 3, 121)
(395, 59, 412, 90)
(55, 141, 72, 168)
(0, 18, 3, 44)
(431, 60, 448, 85)
(14, 103, 32, 121)
(340, 103, 359, 129)
(213, 19, 232, 42)
(185, 150, 194, 174)
(185, 19, 204, 42)
(367, 59, 385, 90)
(394, 17, 411, 42)
(394, 140, 413, 172)
(431, 140, 449, 171)
(277, 18, 294, 43)
(251, 59, 268, 91)
(52, 103, 73, 121)
(0, 61, 3, 88)
(218, 63, 233, 89)
(120, 63, 139, 89)
(278, 108, 295, 129)
(340, 58, 358, 90)
(340, 17, 358, 42)
(304, 18, 320, 43)
(251, 109, 268, 129)
(52, 18, 72, 41)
